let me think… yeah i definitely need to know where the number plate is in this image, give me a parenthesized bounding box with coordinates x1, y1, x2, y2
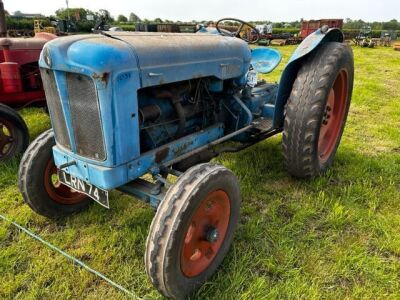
(57, 169, 109, 208)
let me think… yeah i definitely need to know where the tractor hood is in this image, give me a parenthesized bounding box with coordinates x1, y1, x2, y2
(40, 32, 252, 87)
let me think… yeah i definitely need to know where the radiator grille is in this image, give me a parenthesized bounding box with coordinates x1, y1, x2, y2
(66, 73, 106, 161)
(40, 68, 71, 149)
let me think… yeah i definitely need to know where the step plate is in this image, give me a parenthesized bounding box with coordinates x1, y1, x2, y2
(253, 118, 273, 132)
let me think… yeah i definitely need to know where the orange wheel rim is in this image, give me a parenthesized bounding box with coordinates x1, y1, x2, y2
(318, 69, 348, 163)
(43, 159, 87, 205)
(181, 190, 231, 277)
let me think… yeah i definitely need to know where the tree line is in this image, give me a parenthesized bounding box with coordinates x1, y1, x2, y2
(6, 7, 400, 33)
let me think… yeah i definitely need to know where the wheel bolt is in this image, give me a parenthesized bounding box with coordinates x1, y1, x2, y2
(207, 201, 213, 208)
(326, 106, 332, 112)
(190, 249, 202, 261)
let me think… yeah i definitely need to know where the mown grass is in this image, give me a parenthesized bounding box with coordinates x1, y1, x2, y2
(0, 45, 399, 299)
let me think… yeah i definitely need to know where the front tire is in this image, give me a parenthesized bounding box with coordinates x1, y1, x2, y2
(0, 103, 29, 162)
(145, 163, 241, 299)
(282, 42, 354, 178)
(18, 129, 90, 218)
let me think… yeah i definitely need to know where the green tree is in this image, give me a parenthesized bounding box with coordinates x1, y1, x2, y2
(97, 9, 113, 23)
(371, 22, 383, 30)
(382, 19, 399, 30)
(55, 8, 92, 21)
(117, 15, 127, 22)
(129, 12, 141, 22)
(343, 19, 367, 30)
(289, 21, 301, 28)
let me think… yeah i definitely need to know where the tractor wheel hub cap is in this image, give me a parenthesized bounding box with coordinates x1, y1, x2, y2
(206, 227, 219, 243)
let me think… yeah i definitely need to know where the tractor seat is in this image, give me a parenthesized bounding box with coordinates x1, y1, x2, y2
(250, 47, 282, 74)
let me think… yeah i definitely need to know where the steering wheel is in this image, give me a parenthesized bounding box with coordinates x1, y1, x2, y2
(216, 18, 260, 44)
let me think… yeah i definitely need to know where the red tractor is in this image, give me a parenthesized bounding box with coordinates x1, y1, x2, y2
(0, 1, 55, 162)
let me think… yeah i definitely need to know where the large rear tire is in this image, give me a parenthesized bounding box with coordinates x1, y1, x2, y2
(145, 163, 241, 299)
(0, 103, 29, 162)
(282, 42, 354, 178)
(18, 129, 91, 218)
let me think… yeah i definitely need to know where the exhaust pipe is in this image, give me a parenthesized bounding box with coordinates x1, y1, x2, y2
(0, 0, 7, 37)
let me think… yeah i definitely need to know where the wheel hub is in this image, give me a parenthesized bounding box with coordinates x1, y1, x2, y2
(181, 190, 231, 277)
(318, 69, 348, 163)
(43, 159, 87, 205)
(0, 121, 16, 159)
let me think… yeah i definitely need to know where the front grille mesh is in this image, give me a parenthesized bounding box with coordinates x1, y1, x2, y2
(40, 68, 71, 149)
(66, 73, 105, 160)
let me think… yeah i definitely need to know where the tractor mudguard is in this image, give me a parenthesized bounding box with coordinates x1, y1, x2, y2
(273, 28, 344, 128)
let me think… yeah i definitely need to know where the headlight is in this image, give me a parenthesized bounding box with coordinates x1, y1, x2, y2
(246, 69, 258, 87)
(43, 47, 52, 67)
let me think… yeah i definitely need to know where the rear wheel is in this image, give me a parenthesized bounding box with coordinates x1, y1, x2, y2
(18, 129, 90, 218)
(145, 163, 241, 299)
(0, 103, 29, 162)
(282, 42, 354, 178)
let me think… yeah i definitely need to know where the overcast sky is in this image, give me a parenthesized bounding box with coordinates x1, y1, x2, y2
(5, 0, 399, 22)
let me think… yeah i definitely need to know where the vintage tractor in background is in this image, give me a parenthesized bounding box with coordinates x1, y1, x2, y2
(19, 18, 354, 299)
(353, 25, 375, 48)
(379, 31, 397, 47)
(0, 0, 55, 162)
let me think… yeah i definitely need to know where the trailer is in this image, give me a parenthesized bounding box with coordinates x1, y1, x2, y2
(300, 19, 343, 39)
(261, 19, 344, 46)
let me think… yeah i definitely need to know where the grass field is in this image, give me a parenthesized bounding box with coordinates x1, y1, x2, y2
(1, 45, 399, 299)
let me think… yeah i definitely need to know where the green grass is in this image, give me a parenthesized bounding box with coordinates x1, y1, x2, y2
(1, 45, 400, 299)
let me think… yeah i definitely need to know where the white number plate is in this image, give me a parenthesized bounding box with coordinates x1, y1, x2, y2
(58, 169, 109, 208)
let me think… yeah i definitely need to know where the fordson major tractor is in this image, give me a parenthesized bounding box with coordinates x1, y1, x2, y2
(19, 18, 354, 299)
(0, 1, 56, 161)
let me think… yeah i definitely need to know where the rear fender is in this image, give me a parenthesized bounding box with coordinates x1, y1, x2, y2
(273, 28, 344, 128)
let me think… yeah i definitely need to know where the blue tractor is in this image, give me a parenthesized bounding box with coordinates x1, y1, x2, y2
(18, 19, 354, 299)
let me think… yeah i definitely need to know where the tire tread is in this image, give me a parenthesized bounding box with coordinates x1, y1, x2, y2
(282, 42, 353, 178)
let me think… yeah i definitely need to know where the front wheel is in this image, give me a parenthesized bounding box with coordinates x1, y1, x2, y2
(18, 129, 91, 218)
(282, 42, 354, 178)
(145, 163, 241, 299)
